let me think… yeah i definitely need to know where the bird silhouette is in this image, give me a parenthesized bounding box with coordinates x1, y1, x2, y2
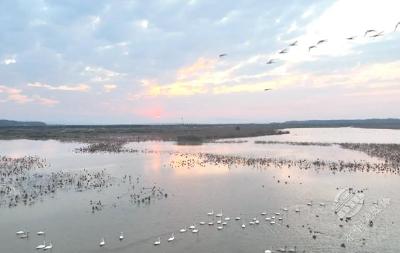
(364, 29, 376, 37)
(264, 88, 272, 91)
(370, 31, 384, 38)
(219, 53, 227, 58)
(279, 48, 288, 54)
(267, 59, 276, 64)
(346, 36, 357, 40)
(308, 45, 317, 52)
(316, 39, 327, 45)
(289, 41, 298, 46)
(394, 22, 400, 32)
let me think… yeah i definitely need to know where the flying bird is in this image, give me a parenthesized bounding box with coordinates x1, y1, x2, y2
(370, 31, 384, 37)
(264, 88, 272, 91)
(219, 53, 227, 58)
(266, 59, 276, 64)
(395, 22, 400, 32)
(279, 48, 288, 54)
(346, 36, 356, 40)
(316, 39, 327, 45)
(308, 45, 316, 52)
(364, 29, 376, 37)
(289, 41, 298, 46)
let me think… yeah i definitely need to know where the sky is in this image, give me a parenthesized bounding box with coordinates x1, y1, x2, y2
(0, 0, 399, 124)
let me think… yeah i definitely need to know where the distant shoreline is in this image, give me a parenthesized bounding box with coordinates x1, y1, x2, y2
(0, 118, 399, 142)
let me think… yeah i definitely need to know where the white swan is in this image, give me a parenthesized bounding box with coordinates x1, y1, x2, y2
(208, 222, 214, 226)
(216, 210, 223, 217)
(192, 228, 199, 233)
(199, 221, 206, 225)
(119, 232, 124, 241)
(207, 210, 214, 216)
(44, 242, 53, 251)
(37, 231, 45, 236)
(16, 230, 25, 235)
(37, 241, 46, 250)
(241, 224, 246, 228)
(217, 226, 223, 230)
(180, 227, 187, 233)
(154, 237, 161, 245)
(99, 238, 105, 247)
(261, 212, 266, 216)
(235, 217, 241, 220)
(189, 225, 195, 230)
(168, 233, 175, 242)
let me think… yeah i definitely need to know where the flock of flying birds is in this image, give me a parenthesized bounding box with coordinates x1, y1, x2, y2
(218, 21, 400, 91)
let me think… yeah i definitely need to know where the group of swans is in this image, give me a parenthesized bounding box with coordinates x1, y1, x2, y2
(98, 232, 124, 247)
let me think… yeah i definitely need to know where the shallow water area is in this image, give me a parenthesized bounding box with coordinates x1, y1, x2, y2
(1, 128, 400, 253)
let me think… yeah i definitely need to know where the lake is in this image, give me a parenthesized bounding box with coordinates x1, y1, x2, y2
(1, 128, 400, 253)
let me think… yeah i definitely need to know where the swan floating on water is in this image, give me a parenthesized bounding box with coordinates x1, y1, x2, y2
(241, 224, 246, 228)
(199, 221, 206, 225)
(44, 242, 53, 251)
(189, 225, 195, 229)
(217, 226, 223, 230)
(216, 210, 223, 217)
(180, 227, 187, 233)
(192, 228, 199, 233)
(207, 210, 214, 216)
(119, 232, 124, 241)
(235, 217, 241, 220)
(154, 237, 161, 245)
(168, 233, 175, 242)
(37, 241, 46, 250)
(265, 250, 272, 253)
(99, 238, 105, 247)
(37, 231, 45, 236)
(16, 231, 25, 235)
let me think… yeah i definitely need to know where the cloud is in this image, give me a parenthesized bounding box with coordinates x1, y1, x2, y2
(82, 66, 124, 82)
(28, 82, 90, 92)
(135, 19, 149, 29)
(2, 55, 16, 65)
(0, 85, 58, 106)
(0, 85, 31, 103)
(33, 95, 59, 106)
(103, 84, 117, 92)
